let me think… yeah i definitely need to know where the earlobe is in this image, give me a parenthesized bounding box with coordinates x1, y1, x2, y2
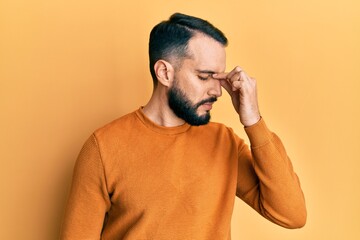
(154, 60, 174, 87)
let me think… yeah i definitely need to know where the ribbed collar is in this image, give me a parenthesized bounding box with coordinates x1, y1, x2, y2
(135, 107, 191, 135)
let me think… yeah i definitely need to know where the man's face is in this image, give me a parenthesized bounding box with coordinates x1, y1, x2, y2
(168, 34, 226, 126)
(168, 79, 217, 126)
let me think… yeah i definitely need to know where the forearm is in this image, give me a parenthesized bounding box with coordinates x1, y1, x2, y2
(241, 118, 307, 228)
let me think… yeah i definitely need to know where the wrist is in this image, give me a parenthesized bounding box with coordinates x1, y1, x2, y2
(241, 114, 261, 127)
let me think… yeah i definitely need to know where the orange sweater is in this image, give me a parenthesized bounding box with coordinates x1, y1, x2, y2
(61, 108, 306, 240)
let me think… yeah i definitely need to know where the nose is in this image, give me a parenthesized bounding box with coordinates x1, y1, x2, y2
(207, 78, 222, 98)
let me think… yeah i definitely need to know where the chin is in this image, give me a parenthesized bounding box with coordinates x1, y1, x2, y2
(198, 109, 210, 115)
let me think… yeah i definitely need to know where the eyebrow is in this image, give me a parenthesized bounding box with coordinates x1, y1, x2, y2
(195, 69, 216, 75)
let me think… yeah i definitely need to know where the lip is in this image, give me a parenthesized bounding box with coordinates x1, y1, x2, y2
(202, 102, 213, 111)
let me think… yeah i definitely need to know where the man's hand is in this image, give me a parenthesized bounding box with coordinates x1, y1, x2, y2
(213, 66, 261, 127)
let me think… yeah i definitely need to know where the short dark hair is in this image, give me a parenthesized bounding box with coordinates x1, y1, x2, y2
(148, 13, 228, 86)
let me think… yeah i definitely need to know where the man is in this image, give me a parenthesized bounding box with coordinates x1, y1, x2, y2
(61, 13, 306, 239)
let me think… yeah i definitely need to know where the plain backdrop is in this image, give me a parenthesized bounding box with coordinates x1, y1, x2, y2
(1, 0, 359, 239)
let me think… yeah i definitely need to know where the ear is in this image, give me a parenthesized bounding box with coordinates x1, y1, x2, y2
(154, 60, 174, 87)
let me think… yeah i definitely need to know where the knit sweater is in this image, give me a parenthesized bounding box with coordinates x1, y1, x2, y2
(61, 108, 306, 240)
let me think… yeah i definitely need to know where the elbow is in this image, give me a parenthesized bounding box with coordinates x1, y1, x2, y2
(284, 207, 307, 229)
(288, 214, 307, 229)
(281, 192, 308, 229)
(266, 203, 307, 229)
(296, 208, 307, 228)
(263, 204, 307, 229)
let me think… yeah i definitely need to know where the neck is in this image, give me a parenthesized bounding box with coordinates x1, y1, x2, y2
(142, 86, 186, 127)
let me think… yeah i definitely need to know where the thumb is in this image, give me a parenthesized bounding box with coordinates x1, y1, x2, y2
(212, 72, 228, 80)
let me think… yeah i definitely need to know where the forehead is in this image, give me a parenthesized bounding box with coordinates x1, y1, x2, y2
(184, 34, 226, 73)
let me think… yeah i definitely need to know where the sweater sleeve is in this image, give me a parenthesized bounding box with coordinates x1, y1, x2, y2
(61, 134, 111, 239)
(235, 118, 307, 228)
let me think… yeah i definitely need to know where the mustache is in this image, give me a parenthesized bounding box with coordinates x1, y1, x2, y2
(194, 97, 217, 108)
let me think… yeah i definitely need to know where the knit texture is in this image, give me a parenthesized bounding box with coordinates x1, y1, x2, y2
(61, 108, 306, 240)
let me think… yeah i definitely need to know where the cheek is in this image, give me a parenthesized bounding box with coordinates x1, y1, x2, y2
(185, 80, 205, 101)
(175, 73, 198, 92)
(174, 72, 207, 101)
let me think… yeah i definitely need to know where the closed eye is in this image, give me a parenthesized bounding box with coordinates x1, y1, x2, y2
(196, 69, 216, 81)
(198, 74, 211, 81)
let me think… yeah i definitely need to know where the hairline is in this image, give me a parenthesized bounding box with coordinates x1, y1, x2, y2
(169, 31, 225, 73)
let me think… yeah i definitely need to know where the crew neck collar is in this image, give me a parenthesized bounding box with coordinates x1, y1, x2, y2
(135, 107, 191, 135)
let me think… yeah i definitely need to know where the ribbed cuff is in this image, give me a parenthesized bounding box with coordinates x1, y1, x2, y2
(244, 117, 272, 148)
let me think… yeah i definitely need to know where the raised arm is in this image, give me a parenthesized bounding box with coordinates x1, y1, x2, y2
(236, 119, 307, 228)
(213, 67, 306, 228)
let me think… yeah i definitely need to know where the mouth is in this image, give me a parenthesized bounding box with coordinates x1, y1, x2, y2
(201, 102, 214, 111)
(196, 97, 217, 111)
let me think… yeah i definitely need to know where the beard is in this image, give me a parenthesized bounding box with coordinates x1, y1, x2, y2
(168, 82, 217, 126)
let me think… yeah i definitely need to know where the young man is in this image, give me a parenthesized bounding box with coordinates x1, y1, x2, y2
(61, 13, 306, 239)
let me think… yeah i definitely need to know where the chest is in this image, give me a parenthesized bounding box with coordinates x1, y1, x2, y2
(103, 130, 239, 213)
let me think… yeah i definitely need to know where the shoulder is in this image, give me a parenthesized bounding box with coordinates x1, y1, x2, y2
(93, 110, 138, 142)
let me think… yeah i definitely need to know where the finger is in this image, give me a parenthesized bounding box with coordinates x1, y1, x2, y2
(228, 71, 242, 84)
(232, 80, 243, 90)
(212, 72, 228, 80)
(220, 79, 233, 94)
(239, 70, 252, 83)
(226, 66, 243, 80)
(222, 78, 241, 92)
(212, 66, 243, 80)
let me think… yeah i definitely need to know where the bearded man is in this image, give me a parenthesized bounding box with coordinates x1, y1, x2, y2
(61, 12, 306, 240)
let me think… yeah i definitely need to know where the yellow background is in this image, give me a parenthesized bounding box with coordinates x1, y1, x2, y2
(1, 0, 359, 239)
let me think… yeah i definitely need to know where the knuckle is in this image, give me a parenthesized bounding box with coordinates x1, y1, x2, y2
(235, 66, 242, 72)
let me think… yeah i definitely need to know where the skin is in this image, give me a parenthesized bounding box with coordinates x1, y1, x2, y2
(143, 33, 261, 127)
(214, 66, 261, 127)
